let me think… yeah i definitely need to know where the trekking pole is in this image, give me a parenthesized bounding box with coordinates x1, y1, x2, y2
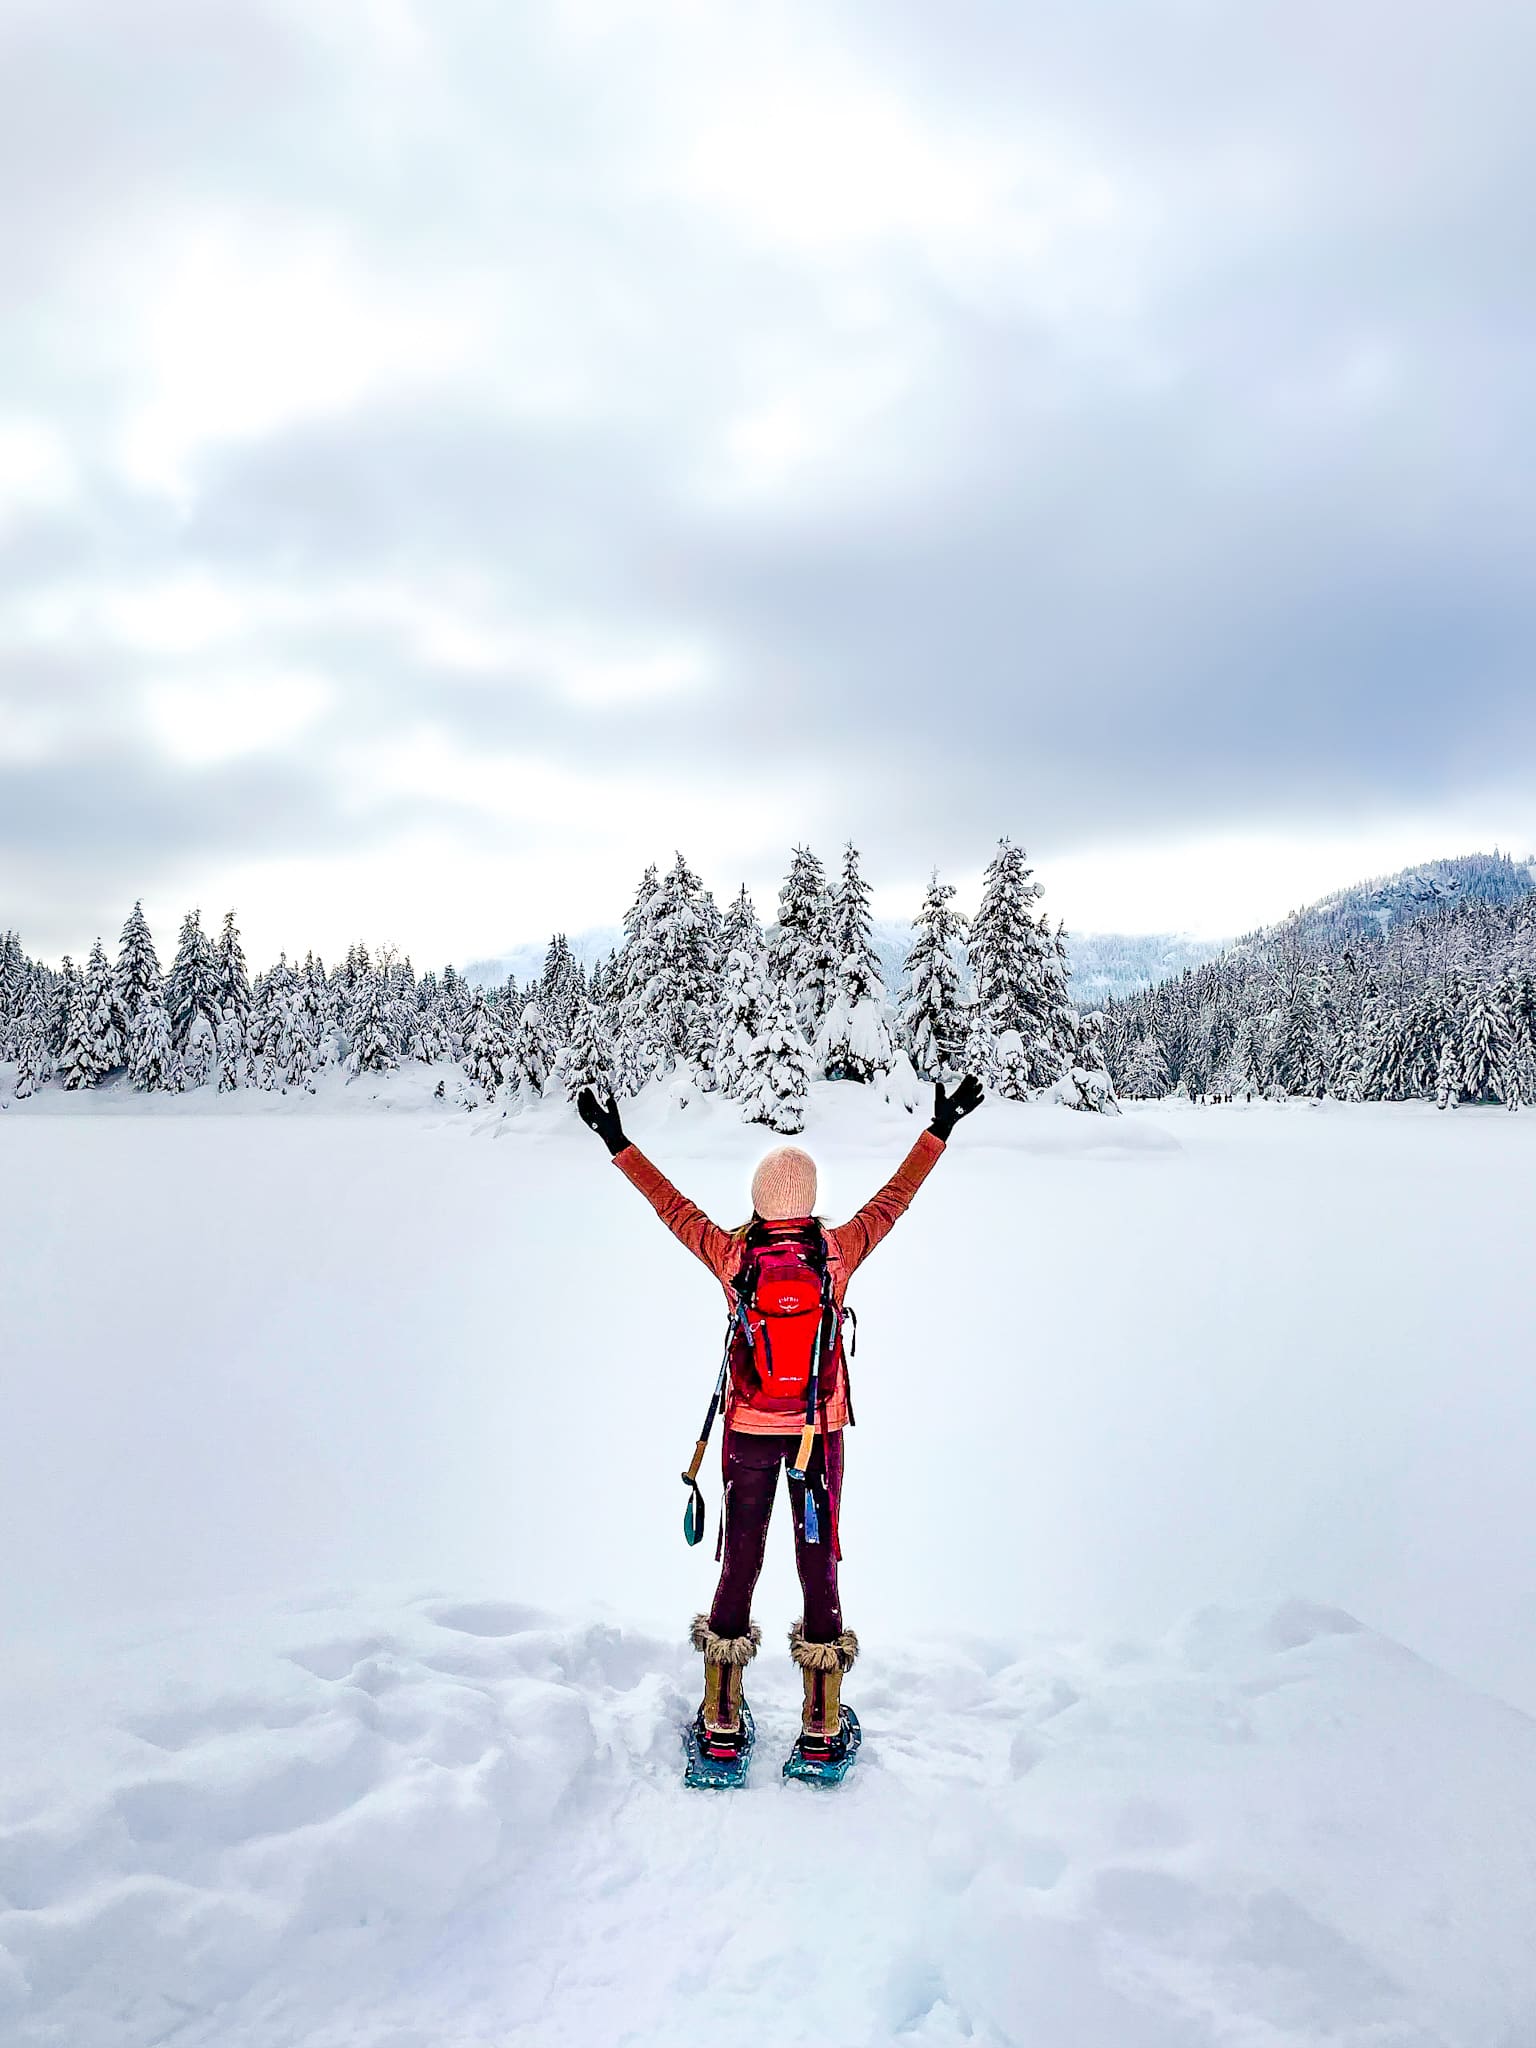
(681, 1313, 739, 1547)
(789, 1280, 834, 1544)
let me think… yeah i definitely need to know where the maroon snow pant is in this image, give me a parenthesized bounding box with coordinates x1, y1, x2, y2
(708, 1429, 845, 1643)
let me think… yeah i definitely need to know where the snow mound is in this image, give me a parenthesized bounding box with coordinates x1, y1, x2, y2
(4, 1593, 1535, 2047)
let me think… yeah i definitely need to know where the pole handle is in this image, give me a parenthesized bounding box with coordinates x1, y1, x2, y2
(683, 1440, 708, 1485)
(790, 1422, 816, 1479)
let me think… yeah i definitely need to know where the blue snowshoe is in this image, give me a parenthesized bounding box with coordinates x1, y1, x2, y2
(682, 1702, 756, 1789)
(783, 1705, 861, 1786)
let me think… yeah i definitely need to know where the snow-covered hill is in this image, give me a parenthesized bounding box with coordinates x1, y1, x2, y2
(5, 1590, 1534, 2048)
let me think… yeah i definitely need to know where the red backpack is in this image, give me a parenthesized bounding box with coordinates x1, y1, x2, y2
(729, 1221, 836, 1407)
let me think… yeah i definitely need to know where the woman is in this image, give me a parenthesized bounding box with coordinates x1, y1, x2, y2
(577, 1075, 983, 1774)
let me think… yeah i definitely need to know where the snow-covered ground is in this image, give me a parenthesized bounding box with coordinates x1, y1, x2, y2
(5, 1076, 1536, 2044)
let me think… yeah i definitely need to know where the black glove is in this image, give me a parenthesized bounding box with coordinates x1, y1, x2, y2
(576, 1087, 629, 1157)
(929, 1074, 983, 1140)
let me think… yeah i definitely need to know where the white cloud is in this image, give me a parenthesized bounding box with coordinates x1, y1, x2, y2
(0, 416, 75, 522)
(141, 669, 334, 766)
(114, 210, 483, 495)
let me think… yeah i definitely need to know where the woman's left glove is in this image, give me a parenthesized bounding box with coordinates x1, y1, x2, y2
(929, 1074, 984, 1140)
(576, 1087, 630, 1156)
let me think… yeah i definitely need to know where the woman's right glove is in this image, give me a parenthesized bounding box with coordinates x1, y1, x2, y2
(929, 1074, 984, 1140)
(576, 1087, 630, 1157)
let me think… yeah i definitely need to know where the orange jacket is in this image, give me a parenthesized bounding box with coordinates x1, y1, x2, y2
(613, 1129, 947, 1431)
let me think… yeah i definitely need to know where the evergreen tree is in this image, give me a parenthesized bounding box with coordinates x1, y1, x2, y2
(58, 961, 94, 1091)
(216, 910, 252, 1058)
(348, 969, 398, 1075)
(617, 864, 662, 1063)
(1276, 974, 1318, 1096)
(114, 901, 163, 1035)
(511, 999, 555, 1096)
(166, 910, 221, 1051)
(1123, 1034, 1170, 1100)
(644, 852, 722, 1075)
(720, 885, 764, 964)
(183, 1011, 217, 1091)
(13, 988, 50, 1097)
(128, 996, 177, 1091)
(462, 994, 510, 1097)
(992, 1029, 1032, 1102)
(715, 947, 767, 1100)
(1435, 1034, 1460, 1109)
(561, 996, 614, 1101)
(83, 937, 122, 1078)
(817, 947, 893, 1083)
(769, 846, 837, 1035)
(1460, 984, 1511, 1102)
(613, 1020, 654, 1099)
(539, 935, 584, 1046)
(740, 976, 814, 1134)
(899, 873, 967, 1080)
(216, 1011, 242, 1091)
(968, 838, 1050, 1042)
(830, 842, 880, 987)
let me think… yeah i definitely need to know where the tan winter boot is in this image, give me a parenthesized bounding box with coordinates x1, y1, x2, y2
(789, 1619, 859, 1754)
(691, 1614, 760, 1739)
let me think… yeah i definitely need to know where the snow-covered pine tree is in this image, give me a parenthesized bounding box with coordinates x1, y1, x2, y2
(968, 838, 1050, 1050)
(617, 864, 662, 1068)
(992, 1029, 1032, 1102)
(960, 1003, 997, 1087)
(461, 993, 509, 1098)
(644, 852, 721, 1077)
(58, 960, 94, 1091)
(0, 931, 23, 1055)
(714, 947, 767, 1100)
(719, 885, 764, 964)
(539, 935, 584, 1047)
(899, 872, 967, 1080)
(817, 948, 894, 1083)
(561, 995, 614, 1102)
(166, 910, 221, 1052)
(128, 995, 177, 1091)
(1036, 917, 1078, 1088)
(114, 901, 163, 1038)
(769, 846, 837, 1037)
(348, 969, 398, 1076)
(13, 988, 50, 1097)
(830, 843, 880, 985)
(1434, 1033, 1460, 1109)
(1123, 1034, 1170, 1100)
(739, 975, 814, 1134)
(1459, 983, 1511, 1102)
(511, 999, 554, 1096)
(244, 971, 278, 1090)
(83, 937, 122, 1079)
(1276, 974, 1319, 1096)
(216, 911, 252, 1069)
(183, 1011, 217, 1091)
(215, 1009, 242, 1091)
(1053, 1008, 1121, 1112)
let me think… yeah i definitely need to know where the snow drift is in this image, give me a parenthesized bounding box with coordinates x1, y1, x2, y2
(5, 1590, 1535, 2048)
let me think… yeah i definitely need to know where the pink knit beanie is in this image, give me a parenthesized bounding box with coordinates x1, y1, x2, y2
(750, 1145, 818, 1221)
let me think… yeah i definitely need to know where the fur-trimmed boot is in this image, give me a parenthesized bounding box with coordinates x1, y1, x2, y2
(691, 1614, 760, 1749)
(789, 1619, 859, 1758)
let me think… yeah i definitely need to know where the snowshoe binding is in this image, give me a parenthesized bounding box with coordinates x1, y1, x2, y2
(783, 1704, 861, 1786)
(682, 1701, 756, 1789)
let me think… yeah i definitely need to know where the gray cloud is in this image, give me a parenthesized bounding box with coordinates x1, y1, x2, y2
(4, 0, 1535, 957)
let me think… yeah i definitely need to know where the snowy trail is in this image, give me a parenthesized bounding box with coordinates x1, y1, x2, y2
(5, 1589, 1535, 2048)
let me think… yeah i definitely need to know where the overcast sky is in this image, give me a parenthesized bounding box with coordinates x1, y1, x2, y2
(4, 0, 1534, 967)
